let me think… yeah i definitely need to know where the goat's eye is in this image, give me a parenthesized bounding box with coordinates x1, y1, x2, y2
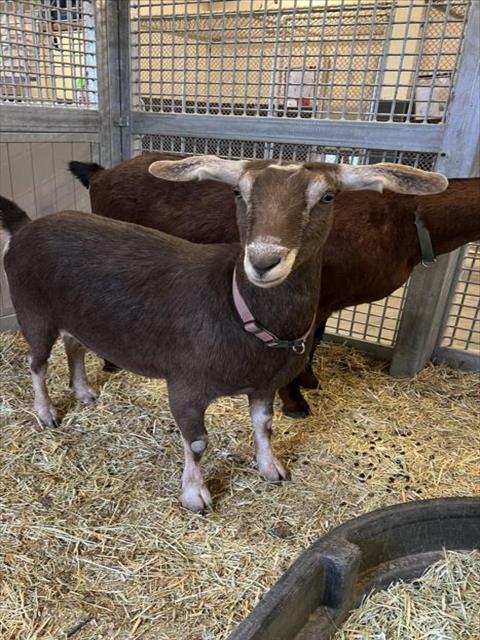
(321, 192, 335, 203)
(233, 187, 242, 198)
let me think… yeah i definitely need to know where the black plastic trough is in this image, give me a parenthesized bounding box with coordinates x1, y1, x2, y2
(228, 497, 480, 640)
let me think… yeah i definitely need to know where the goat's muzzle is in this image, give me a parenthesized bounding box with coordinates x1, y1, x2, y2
(244, 242, 297, 288)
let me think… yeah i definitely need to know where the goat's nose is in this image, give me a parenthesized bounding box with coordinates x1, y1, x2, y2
(249, 254, 282, 274)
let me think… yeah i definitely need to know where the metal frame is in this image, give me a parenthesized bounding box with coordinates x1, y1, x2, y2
(130, 112, 445, 153)
(94, 0, 132, 165)
(0, 105, 99, 136)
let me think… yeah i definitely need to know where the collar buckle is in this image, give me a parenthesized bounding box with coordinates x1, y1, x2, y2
(232, 267, 315, 356)
(292, 340, 306, 354)
(266, 338, 307, 354)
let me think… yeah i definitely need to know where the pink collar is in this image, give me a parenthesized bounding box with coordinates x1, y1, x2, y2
(232, 267, 316, 355)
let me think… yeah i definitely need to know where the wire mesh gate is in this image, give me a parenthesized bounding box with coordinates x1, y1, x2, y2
(0, 0, 478, 373)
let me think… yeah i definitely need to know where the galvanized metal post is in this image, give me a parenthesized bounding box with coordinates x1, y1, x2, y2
(390, 1, 480, 377)
(95, 0, 132, 166)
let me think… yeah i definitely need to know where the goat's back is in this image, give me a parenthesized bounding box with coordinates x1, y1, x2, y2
(89, 153, 239, 244)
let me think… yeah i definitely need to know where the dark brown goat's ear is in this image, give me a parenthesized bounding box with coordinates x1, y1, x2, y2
(149, 155, 247, 185)
(337, 163, 448, 195)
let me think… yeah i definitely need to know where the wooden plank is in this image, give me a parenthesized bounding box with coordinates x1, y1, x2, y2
(53, 142, 78, 212)
(31, 142, 57, 218)
(71, 142, 94, 211)
(0, 314, 18, 333)
(6, 142, 36, 216)
(0, 143, 14, 199)
(0, 144, 14, 321)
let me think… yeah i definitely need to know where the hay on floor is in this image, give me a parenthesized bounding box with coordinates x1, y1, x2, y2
(333, 550, 480, 640)
(0, 332, 479, 639)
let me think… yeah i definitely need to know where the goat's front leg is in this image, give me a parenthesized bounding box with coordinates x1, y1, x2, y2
(249, 392, 290, 482)
(63, 334, 97, 404)
(168, 383, 212, 513)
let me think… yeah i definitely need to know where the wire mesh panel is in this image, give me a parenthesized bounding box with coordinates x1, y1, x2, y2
(140, 133, 437, 170)
(139, 133, 437, 349)
(130, 0, 469, 122)
(441, 243, 480, 354)
(0, 0, 97, 107)
(326, 285, 408, 346)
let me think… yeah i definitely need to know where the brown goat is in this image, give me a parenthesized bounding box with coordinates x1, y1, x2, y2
(70, 154, 480, 416)
(0, 157, 447, 512)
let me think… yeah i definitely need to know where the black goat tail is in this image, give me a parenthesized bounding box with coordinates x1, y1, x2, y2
(0, 195, 31, 238)
(68, 160, 104, 189)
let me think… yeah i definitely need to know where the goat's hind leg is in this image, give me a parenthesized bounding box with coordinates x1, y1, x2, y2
(167, 382, 212, 513)
(278, 381, 311, 419)
(295, 319, 327, 390)
(22, 324, 59, 428)
(63, 333, 97, 404)
(249, 391, 290, 482)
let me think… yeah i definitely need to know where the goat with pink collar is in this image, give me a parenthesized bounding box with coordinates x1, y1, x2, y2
(0, 156, 447, 512)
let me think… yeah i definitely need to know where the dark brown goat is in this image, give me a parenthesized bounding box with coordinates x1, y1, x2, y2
(70, 154, 480, 416)
(0, 156, 447, 512)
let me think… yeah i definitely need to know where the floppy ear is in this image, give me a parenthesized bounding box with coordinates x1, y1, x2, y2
(149, 155, 247, 185)
(338, 162, 448, 195)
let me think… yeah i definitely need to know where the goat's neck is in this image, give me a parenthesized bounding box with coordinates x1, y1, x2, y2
(419, 184, 480, 256)
(426, 211, 480, 256)
(235, 250, 322, 340)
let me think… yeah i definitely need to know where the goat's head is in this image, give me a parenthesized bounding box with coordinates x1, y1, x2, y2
(149, 156, 448, 288)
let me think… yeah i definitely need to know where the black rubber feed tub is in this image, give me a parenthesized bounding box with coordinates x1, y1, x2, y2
(228, 497, 480, 640)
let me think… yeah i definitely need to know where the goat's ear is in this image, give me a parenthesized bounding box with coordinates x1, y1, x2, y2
(337, 163, 448, 195)
(149, 155, 247, 185)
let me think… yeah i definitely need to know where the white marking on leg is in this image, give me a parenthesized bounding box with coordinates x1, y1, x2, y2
(251, 401, 288, 482)
(28, 357, 58, 427)
(180, 437, 212, 512)
(63, 336, 97, 404)
(191, 439, 207, 454)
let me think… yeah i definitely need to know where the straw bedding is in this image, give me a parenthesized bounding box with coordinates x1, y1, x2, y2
(0, 333, 479, 639)
(333, 550, 480, 639)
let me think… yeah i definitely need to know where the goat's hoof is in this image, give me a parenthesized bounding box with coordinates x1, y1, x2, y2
(282, 405, 311, 419)
(181, 484, 213, 514)
(39, 411, 60, 429)
(103, 361, 121, 373)
(259, 457, 290, 483)
(75, 386, 97, 404)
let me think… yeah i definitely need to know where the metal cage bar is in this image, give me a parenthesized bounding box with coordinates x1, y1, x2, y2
(129, 0, 469, 123)
(0, 0, 98, 108)
(441, 243, 480, 353)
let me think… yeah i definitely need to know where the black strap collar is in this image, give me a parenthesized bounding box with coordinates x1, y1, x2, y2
(414, 209, 437, 267)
